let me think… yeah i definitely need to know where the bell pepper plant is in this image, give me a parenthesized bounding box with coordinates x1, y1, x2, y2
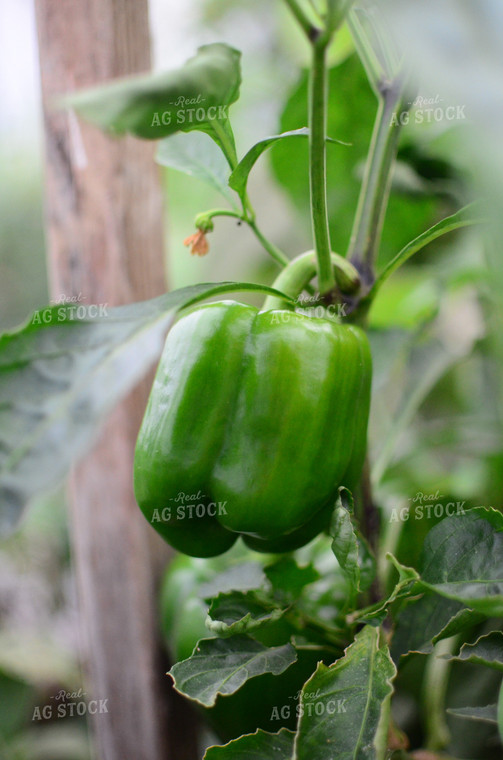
(0, 1, 500, 758)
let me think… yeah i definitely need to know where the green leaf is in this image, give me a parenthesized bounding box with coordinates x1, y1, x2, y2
(391, 508, 503, 658)
(66, 43, 241, 163)
(330, 505, 359, 595)
(419, 507, 503, 616)
(228, 128, 349, 201)
(447, 704, 498, 725)
(0, 282, 291, 536)
(370, 202, 488, 299)
(169, 635, 297, 708)
(206, 591, 285, 637)
(391, 593, 483, 661)
(264, 557, 320, 603)
(330, 489, 376, 605)
(204, 728, 295, 760)
(156, 131, 236, 204)
(199, 561, 266, 599)
(293, 626, 396, 760)
(440, 632, 503, 672)
(350, 553, 419, 625)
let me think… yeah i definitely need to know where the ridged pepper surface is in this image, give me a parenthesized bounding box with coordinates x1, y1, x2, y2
(134, 300, 371, 557)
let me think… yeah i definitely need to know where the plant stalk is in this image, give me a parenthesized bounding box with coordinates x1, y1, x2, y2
(194, 210, 291, 269)
(326, 1, 355, 34)
(359, 456, 381, 604)
(360, 455, 380, 556)
(248, 219, 290, 268)
(309, 40, 336, 295)
(347, 83, 408, 284)
(423, 636, 458, 751)
(282, 0, 320, 40)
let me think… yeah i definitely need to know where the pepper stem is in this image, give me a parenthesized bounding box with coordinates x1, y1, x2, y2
(262, 250, 360, 311)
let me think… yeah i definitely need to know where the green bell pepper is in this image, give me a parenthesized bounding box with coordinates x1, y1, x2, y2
(134, 300, 371, 557)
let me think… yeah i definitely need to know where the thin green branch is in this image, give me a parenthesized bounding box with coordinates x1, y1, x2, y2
(346, 4, 410, 286)
(247, 219, 290, 268)
(360, 456, 380, 557)
(195, 208, 244, 229)
(283, 0, 320, 39)
(347, 9, 383, 96)
(326, 0, 356, 37)
(346, 83, 407, 281)
(309, 40, 336, 294)
(348, 4, 401, 92)
(194, 209, 290, 269)
(423, 637, 459, 750)
(284, 0, 353, 294)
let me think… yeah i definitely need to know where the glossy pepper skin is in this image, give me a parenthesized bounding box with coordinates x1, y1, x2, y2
(134, 300, 372, 557)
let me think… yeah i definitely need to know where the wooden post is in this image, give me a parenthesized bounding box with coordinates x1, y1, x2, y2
(35, 1, 199, 758)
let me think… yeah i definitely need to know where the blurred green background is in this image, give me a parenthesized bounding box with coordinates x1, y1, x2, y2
(1, 0, 502, 757)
